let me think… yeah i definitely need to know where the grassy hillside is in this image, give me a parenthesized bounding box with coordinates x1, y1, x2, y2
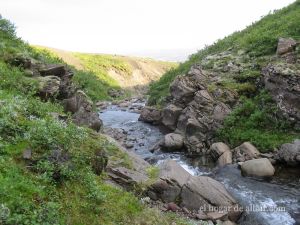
(148, 0, 300, 105)
(36, 46, 176, 100)
(148, 1, 300, 151)
(0, 18, 190, 225)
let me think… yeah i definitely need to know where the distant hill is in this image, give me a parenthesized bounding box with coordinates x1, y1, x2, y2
(35, 46, 177, 97)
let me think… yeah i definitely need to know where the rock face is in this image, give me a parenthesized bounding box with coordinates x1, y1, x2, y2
(233, 142, 260, 163)
(161, 133, 184, 151)
(148, 160, 241, 222)
(64, 90, 103, 131)
(275, 139, 300, 166)
(17, 59, 103, 132)
(263, 63, 300, 129)
(161, 104, 183, 130)
(138, 106, 161, 124)
(37, 76, 61, 99)
(276, 38, 297, 56)
(241, 158, 275, 177)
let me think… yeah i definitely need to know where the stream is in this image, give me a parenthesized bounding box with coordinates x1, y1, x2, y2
(99, 104, 300, 225)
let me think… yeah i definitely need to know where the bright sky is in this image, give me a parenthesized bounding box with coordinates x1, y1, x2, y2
(0, 0, 295, 61)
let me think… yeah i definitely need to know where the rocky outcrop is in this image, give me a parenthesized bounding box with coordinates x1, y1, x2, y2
(161, 104, 183, 130)
(275, 139, 300, 166)
(233, 142, 260, 163)
(240, 158, 275, 177)
(263, 63, 300, 129)
(138, 106, 161, 124)
(13, 56, 103, 132)
(161, 133, 184, 151)
(148, 160, 241, 222)
(210, 142, 231, 161)
(37, 75, 61, 99)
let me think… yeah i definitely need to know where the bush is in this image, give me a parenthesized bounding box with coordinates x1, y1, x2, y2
(217, 92, 299, 151)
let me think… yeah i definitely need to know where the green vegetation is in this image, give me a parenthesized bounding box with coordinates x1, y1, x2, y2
(148, 0, 300, 105)
(217, 91, 299, 151)
(0, 18, 191, 225)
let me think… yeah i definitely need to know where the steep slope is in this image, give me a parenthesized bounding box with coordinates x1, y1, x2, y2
(36, 46, 176, 97)
(145, 1, 300, 152)
(0, 18, 190, 225)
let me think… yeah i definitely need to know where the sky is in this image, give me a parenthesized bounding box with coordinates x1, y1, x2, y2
(0, 0, 296, 61)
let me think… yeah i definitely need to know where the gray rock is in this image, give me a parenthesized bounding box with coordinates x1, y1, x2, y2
(161, 133, 184, 151)
(138, 106, 161, 124)
(39, 64, 66, 77)
(210, 142, 231, 161)
(233, 142, 260, 162)
(23, 148, 32, 160)
(241, 158, 275, 177)
(275, 139, 300, 166)
(217, 150, 233, 167)
(149, 160, 191, 202)
(161, 104, 182, 130)
(276, 38, 297, 55)
(263, 63, 300, 128)
(37, 75, 61, 99)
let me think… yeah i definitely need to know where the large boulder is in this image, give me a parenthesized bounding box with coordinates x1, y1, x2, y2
(63, 90, 93, 113)
(37, 75, 61, 99)
(275, 139, 300, 166)
(138, 106, 161, 124)
(72, 107, 102, 131)
(161, 104, 182, 130)
(64, 90, 102, 131)
(241, 158, 275, 177)
(233, 142, 260, 163)
(276, 38, 297, 55)
(148, 160, 241, 222)
(210, 142, 231, 161)
(181, 176, 241, 221)
(161, 133, 184, 151)
(217, 150, 233, 167)
(148, 160, 191, 202)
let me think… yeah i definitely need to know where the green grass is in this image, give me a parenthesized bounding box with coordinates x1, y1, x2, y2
(148, 0, 300, 105)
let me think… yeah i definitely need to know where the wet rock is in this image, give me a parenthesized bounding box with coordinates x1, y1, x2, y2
(217, 150, 233, 167)
(125, 142, 134, 149)
(276, 38, 297, 55)
(138, 106, 161, 124)
(233, 142, 260, 162)
(39, 64, 66, 77)
(161, 104, 183, 130)
(241, 158, 275, 177)
(161, 133, 184, 151)
(36, 75, 61, 99)
(210, 142, 231, 161)
(275, 139, 300, 166)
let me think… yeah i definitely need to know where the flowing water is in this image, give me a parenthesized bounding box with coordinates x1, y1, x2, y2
(100, 106, 300, 225)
